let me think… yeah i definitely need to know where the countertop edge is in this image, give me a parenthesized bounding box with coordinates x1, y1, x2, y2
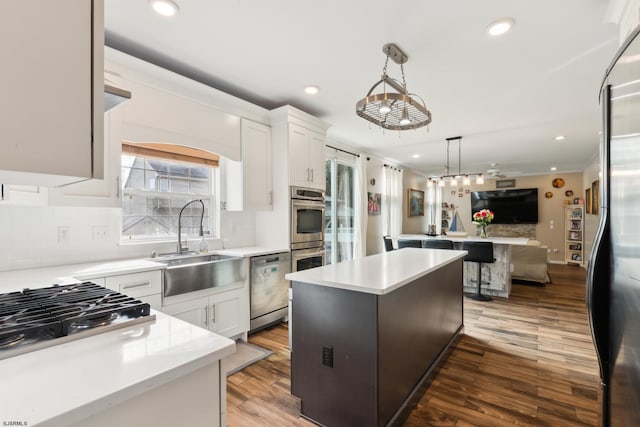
(41, 344, 235, 427)
(287, 250, 467, 295)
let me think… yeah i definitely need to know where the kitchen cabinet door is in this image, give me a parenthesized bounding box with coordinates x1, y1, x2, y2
(0, 0, 104, 186)
(209, 287, 249, 338)
(162, 296, 210, 329)
(307, 130, 326, 189)
(48, 107, 124, 207)
(288, 123, 326, 191)
(289, 124, 311, 188)
(241, 120, 273, 210)
(220, 119, 273, 211)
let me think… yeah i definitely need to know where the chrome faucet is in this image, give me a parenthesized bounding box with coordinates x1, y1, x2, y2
(177, 199, 205, 254)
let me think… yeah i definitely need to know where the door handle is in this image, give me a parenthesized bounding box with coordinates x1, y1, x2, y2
(121, 281, 151, 290)
(203, 306, 209, 327)
(211, 305, 216, 324)
(310, 168, 314, 182)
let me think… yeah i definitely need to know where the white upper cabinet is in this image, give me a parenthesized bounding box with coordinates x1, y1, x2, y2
(219, 119, 273, 211)
(270, 106, 330, 191)
(289, 123, 326, 189)
(0, 0, 104, 186)
(48, 107, 124, 207)
(242, 120, 273, 210)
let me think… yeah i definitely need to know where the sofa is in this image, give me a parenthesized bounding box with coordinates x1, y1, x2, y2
(511, 241, 551, 284)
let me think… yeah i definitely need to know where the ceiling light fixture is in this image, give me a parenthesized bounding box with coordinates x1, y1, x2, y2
(150, 0, 179, 16)
(356, 43, 432, 131)
(487, 18, 514, 36)
(550, 167, 558, 171)
(554, 135, 566, 141)
(304, 85, 320, 95)
(427, 136, 484, 188)
(412, 154, 420, 159)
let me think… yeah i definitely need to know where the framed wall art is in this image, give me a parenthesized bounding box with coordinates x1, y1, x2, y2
(591, 180, 600, 214)
(408, 188, 424, 217)
(585, 188, 592, 214)
(367, 192, 381, 216)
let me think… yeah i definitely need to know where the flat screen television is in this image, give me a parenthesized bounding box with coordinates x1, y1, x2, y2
(470, 188, 538, 224)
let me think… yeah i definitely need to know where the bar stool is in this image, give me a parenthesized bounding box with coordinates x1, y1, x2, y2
(383, 236, 394, 252)
(398, 239, 422, 248)
(462, 241, 495, 301)
(423, 239, 454, 250)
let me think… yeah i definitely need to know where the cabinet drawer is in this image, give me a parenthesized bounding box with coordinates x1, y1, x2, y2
(105, 270, 162, 298)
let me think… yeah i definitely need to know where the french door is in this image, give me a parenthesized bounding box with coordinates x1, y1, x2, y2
(325, 158, 355, 264)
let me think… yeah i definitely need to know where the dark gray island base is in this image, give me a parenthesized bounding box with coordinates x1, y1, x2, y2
(289, 250, 464, 427)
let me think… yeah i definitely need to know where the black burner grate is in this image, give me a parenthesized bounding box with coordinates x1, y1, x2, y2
(0, 282, 150, 350)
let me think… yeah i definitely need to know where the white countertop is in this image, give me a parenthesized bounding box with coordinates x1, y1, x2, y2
(0, 310, 235, 426)
(285, 248, 467, 295)
(398, 234, 530, 246)
(215, 245, 290, 257)
(0, 259, 166, 293)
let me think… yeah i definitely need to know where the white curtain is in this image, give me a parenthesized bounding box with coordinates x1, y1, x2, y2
(383, 166, 403, 237)
(336, 164, 353, 262)
(353, 155, 367, 258)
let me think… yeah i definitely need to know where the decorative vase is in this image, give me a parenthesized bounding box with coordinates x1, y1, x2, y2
(480, 224, 488, 238)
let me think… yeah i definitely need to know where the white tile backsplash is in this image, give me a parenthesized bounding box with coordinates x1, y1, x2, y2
(0, 205, 251, 272)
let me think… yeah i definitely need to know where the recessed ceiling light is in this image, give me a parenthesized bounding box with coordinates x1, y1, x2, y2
(554, 135, 566, 141)
(487, 18, 514, 36)
(304, 85, 320, 95)
(412, 154, 420, 159)
(550, 167, 558, 171)
(150, 0, 179, 17)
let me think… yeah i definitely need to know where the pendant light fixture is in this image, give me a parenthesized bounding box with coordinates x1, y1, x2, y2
(356, 43, 432, 131)
(427, 137, 485, 188)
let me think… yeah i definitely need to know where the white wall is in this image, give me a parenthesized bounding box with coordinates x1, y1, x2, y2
(402, 170, 429, 234)
(364, 156, 387, 255)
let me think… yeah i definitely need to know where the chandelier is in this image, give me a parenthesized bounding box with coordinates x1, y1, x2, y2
(356, 43, 432, 131)
(427, 136, 484, 188)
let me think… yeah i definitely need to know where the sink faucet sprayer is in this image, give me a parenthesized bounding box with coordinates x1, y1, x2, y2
(177, 199, 205, 254)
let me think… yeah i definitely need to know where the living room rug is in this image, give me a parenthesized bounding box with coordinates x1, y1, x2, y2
(224, 341, 272, 376)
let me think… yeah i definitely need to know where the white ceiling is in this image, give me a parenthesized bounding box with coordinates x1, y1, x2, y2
(105, 0, 620, 178)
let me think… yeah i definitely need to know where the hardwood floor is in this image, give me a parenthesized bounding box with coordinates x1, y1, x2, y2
(227, 264, 600, 426)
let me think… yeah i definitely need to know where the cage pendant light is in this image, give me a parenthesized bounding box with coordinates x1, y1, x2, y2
(356, 43, 432, 131)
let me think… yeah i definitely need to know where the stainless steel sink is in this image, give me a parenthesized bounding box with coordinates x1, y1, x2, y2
(154, 254, 247, 297)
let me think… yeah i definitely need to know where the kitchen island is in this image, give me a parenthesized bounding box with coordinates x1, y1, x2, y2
(286, 247, 466, 427)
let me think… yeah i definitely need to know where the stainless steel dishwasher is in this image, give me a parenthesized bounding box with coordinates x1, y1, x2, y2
(250, 252, 291, 332)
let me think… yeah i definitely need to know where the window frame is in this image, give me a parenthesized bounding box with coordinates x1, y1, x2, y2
(119, 148, 218, 243)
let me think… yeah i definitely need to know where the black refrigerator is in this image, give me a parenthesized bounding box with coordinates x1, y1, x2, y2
(588, 26, 640, 427)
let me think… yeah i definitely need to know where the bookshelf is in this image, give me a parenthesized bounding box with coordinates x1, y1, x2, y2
(565, 205, 584, 265)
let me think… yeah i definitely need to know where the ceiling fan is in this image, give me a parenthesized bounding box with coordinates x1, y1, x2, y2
(486, 163, 507, 178)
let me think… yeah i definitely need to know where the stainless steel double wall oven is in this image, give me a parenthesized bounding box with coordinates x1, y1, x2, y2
(290, 186, 325, 272)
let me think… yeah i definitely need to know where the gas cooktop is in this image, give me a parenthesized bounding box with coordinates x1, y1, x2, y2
(0, 282, 153, 359)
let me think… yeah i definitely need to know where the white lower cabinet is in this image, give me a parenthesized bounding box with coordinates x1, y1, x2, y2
(103, 270, 162, 311)
(162, 286, 249, 339)
(161, 296, 209, 328)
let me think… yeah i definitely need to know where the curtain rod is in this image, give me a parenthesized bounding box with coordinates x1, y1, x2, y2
(327, 144, 360, 158)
